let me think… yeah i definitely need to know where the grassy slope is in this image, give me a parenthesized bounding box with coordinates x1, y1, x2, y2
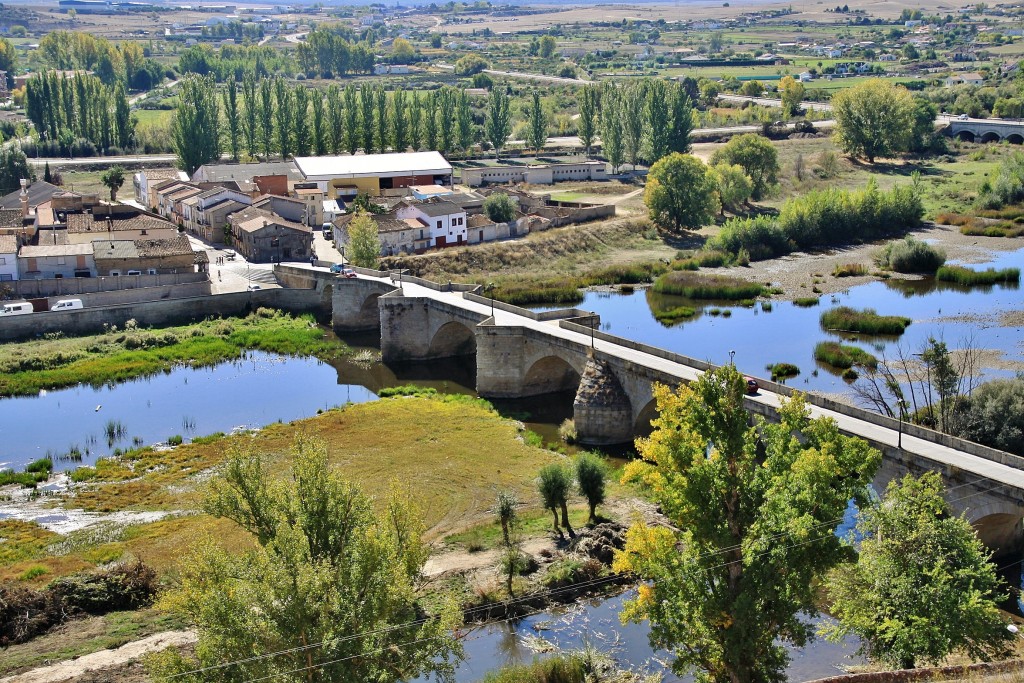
(0, 396, 561, 583)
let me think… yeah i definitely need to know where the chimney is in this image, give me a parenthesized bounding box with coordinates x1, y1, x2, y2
(19, 179, 28, 218)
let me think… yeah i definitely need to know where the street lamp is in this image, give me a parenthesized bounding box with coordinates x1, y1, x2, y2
(485, 282, 495, 318)
(896, 398, 908, 450)
(729, 349, 736, 366)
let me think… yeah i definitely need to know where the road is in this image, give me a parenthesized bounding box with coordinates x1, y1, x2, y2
(717, 93, 834, 112)
(300, 264, 1024, 498)
(434, 62, 595, 86)
(128, 79, 179, 107)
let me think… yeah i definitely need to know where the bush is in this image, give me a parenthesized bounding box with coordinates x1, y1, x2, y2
(976, 152, 1024, 209)
(960, 377, 1024, 456)
(793, 297, 819, 307)
(709, 179, 923, 260)
(481, 655, 587, 683)
(654, 304, 698, 324)
(833, 263, 868, 277)
(484, 193, 517, 223)
(936, 265, 1020, 286)
(876, 237, 946, 273)
(768, 363, 800, 380)
(820, 307, 911, 335)
(653, 272, 765, 300)
(814, 341, 879, 369)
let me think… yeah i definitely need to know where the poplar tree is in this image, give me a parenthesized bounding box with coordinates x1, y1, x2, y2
(241, 73, 259, 159)
(438, 87, 456, 154)
(527, 89, 546, 155)
(456, 89, 474, 156)
(601, 91, 624, 174)
(113, 82, 134, 151)
(311, 91, 326, 156)
(292, 84, 311, 157)
(408, 91, 423, 151)
(392, 88, 409, 153)
(359, 83, 375, 153)
(669, 84, 695, 155)
(645, 79, 670, 164)
(326, 84, 343, 155)
(222, 78, 241, 162)
(272, 78, 292, 159)
(621, 82, 645, 170)
(485, 86, 512, 160)
(258, 78, 274, 160)
(374, 85, 389, 153)
(343, 84, 359, 155)
(172, 74, 221, 176)
(578, 85, 597, 158)
(423, 90, 439, 151)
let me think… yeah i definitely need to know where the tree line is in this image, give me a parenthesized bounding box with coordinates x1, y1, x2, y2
(174, 74, 479, 175)
(24, 72, 135, 155)
(37, 31, 165, 91)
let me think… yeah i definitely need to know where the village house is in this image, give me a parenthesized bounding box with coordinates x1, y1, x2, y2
(228, 207, 312, 263)
(18, 243, 96, 279)
(133, 168, 190, 210)
(181, 186, 252, 243)
(0, 234, 17, 281)
(92, 234, 196, 276)
(252, 194, 308, 224)
(946, 71, 985, 86)
(395, 198, 468, 248)
(461, 161, 607, 187)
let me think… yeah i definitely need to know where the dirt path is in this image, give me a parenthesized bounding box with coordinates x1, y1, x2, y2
(423, 537, 555, 578)
(0, 631, 196, 683)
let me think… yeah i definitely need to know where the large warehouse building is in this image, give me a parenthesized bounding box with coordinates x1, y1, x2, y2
(293, 151, 453, 199)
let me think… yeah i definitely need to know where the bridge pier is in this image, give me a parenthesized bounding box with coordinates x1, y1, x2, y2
(574, 355, 634, 445)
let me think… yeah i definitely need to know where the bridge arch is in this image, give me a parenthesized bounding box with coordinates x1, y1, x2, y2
(428, 321, 477, 358)
(965, 501, 1024, 557)
(958, 130, 977, 143)
(633, 398, 659, 438)
(522, 355, 582, 395)
(981, 131, 1001, 144)
(1008, 133, 1024, 145)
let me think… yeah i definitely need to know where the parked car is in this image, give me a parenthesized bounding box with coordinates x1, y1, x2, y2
(224, 249, 237, 260)
(744, 377, 759, 395)
(51, 298, 84, 312)
(247, 284, 261, 291)
(330, 264, 357, 278)
(0, 302, 33, 316)
(958, 113, 969, 120)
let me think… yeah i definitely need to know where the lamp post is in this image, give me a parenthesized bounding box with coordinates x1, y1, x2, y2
(896, 398, 908, 450)
(729, 349, 736, 366)
(340, 244, 345, 264)
(485, 282, 495, 319)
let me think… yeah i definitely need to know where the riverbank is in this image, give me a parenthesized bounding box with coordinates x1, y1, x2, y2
(0, 309, 348, 398)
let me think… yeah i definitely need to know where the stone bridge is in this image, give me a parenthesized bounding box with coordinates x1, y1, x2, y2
(946, 117, 1024, 144)
(277, 264, 1024, 557)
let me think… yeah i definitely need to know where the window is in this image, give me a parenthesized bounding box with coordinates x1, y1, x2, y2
(147, 268, 158, 275)
(0, 257, 5, 264)
(57, 256, 66, 265)
(436, 220, 442, 229)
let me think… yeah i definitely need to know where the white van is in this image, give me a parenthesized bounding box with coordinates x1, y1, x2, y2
(51, 299, 84, 312)
(0, 302, 34, 316)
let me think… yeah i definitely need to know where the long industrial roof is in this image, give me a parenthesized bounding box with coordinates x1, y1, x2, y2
(294, 151, 452, 180)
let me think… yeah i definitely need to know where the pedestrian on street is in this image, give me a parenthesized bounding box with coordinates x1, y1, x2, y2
(218, 270, 221, 281)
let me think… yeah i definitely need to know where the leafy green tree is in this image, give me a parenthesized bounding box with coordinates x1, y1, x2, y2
(258, 78, 274, 161)
(273, 78, 293, 159)
(621, 82, 645, 169)
(712, 162, 753, 215)
(485, 87, 512, 160)
(359, 83, 375, 154)
(495, 489, 523, 597)
(393, 88, 409, 153)
(456, 89, 474, 155)
(100, 165, 125, 202)
(483, 192, 516, 223)
(148, 436, 463, 683)
(347, 212, 381, 269)
(739, 80, 764, 97)
(578, 85, 598, 158)
(374, 85, 389, 153)
(0, 146, 32, 195)
(292, 84, 311, 157)
(310, 91, 326, 157)
(779, 75, 805, 118)
(832, 79, 916, 163)
(825, 472, 1013, 669)
(343, 84, 359, 156)
(423, 90, 439, 152)
(644, 153, 719, 232)
(172, 74, 221, 176)
(961, 376, 1024, 456)
(241, 73, 258, 159)
(326, 84, 343, 155)
(601, 92, 624, 174)
(113, 83, 135, 151)
(574, 453, 606, 524)
(709, 133, 779, 200)
(645, 79, 671, 163)
(453, 53, 488, 76)
(539, 35, 557, 58)
(438, 86, 456, 154)
(0, 37, 17, 88)
(668, 86, 694, 155)
(537, 463, 574, 539)
(615, 367, 881, 683)
(908, 97, 939, 154)
(527, 90, 547, 154)
(408, 91, 423, 151)
(221, 79, 240, 161)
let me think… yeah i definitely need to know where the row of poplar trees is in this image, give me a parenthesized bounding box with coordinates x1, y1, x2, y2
(174, 73, 478, 175)
(24, 72, 135, 152)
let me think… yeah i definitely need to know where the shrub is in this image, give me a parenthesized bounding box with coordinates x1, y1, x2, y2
(833, 263, 868, 277)
(654, 305, 697, 324)
(820, 307, 911, 335)
(960, 377, 1024, 456)
(936, 265, 1020, 286)
(653, 272, 765, 300)
(876, 237, 946, 273)
(481, 655, 588, 683)
(814, 341, 879, 369)
(558, 419, 577, 444)
(793, 297, 819, 307)
(484, 193, 517, 223)
(166, 434, 183, 446)
(767, 363, 800, 380)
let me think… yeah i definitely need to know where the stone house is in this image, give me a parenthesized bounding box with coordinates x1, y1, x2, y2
(18, 243, 96, 279)
(92, 234, 196, 276)
(0, 234, 17, 281)
(228, 207, 312, 263)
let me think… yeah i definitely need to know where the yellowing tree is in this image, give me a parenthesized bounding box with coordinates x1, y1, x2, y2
(832, 79, 916, 163)
(779, 75, 805, 117)
(615, 366, 881, 683)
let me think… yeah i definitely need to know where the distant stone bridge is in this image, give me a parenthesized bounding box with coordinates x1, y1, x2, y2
(946, 117, 1024, 144)
(276, 264, 1024, 557)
